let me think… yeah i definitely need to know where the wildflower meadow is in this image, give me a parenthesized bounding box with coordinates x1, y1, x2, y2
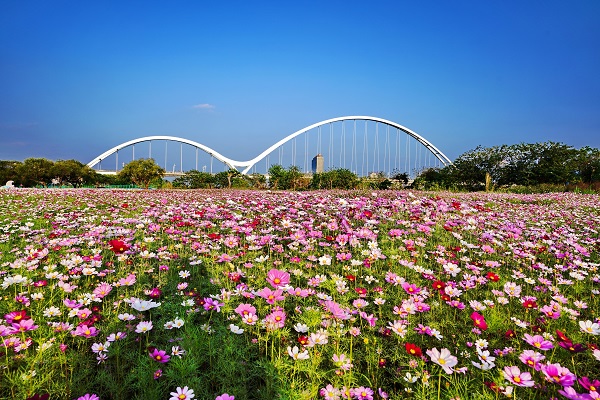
(1, 189, 599, 400)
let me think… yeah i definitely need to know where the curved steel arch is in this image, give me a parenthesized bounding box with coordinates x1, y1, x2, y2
(239, 116, 452, 174)
(86, 136, 239, 171)
(87, 117, 452, 175)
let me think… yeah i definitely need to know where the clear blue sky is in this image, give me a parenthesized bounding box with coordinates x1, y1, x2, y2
(1, 0, 599, 164)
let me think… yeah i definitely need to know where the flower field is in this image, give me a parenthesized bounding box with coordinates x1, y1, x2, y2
(1, 189, 599, 400)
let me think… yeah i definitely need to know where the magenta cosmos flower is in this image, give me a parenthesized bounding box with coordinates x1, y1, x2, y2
(215, 394, 235, 400)
(470, 312, 488, 331)
(76, 395, 100, 400)
(523, 333, 553, 351)
(266, 268, 290, 288)
(541, 363, 576, 387)
(149, 348, 170, 363)
(503, 366, 535, 387)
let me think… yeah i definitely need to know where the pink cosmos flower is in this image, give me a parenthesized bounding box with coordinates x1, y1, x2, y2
(76, 308, 92, 320)
(266, 268, 290, 288)
(320, 384, 341, 400)
(541, 363, 576, 387)
(234, 303, 256, 317)
(557, 387, 593, 400)
(11, 319, 38, 333)
(401, 282, 421, 295)
(264, 310, 286, 329)
(215, 394, 235, 400)
(256, 287, 285, 304)
(92, 282, 112, 298)
(540, 304, 561, 319)
(426, 348, 458, 374)
(351, 386, 374, 400)
(523, 333, 554, 350)
(518, 350, 545, 371)
(502, 366, 535, 387)
(71, 324, 99, 338)
(149, 348, 170, 363)
(359, 311, 378, 327)
(288, 287, 311, 297)
(324, 300, 351, 320)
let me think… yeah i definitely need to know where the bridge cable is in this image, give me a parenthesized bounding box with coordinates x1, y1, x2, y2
(362, 121, 368, 176)
(351, 120, 357, 174)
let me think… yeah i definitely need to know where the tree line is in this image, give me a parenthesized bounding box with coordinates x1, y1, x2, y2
(0, 158, 165, 188)
(413, 142, 600, 191)
(2, 141, 599, 191)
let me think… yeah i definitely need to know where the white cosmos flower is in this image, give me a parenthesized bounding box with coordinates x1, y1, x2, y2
(287, 346, 309, 360)
(229, 324, 244, 334)
(130, 299, 161, 312)
(293, 323, 309, 333)
(579, 320, 600, 335)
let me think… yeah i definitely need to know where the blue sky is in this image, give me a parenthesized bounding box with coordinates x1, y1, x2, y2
(1, 0, 599, 167)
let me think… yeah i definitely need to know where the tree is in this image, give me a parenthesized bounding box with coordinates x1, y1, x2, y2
(310, 169, 359, 190)
(0, 160, 21, 186)
(267, 165, 286, 190)
(16, 158, 55, 187)
(52, 159, 98, 187)
(267, 165, 309, 190)
(575, 147, 600, 183)
(390, 170, 410, 186)
(173, 170, 215, 189)
(214, 168, 243, 189)
(117, 158, 165, 188)
(247, 173, 267, 189)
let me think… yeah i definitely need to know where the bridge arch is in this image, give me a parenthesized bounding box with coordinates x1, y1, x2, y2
(238, 116, 452, 174)
(86, 136, 239, 171)
(87, 116, 452, 175)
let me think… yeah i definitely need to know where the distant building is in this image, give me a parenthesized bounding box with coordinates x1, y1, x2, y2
(312, 154, 324, 173)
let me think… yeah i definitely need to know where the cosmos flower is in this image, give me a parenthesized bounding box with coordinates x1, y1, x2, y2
(169, 386, 194, 400)
(426, 348, 457, 374)
(266, 268, 290, 288)
(287, 346, 309, 360)
(108, 239, 129, 254)
(149, 348, 170, 363)
(502, 366, 535, 387)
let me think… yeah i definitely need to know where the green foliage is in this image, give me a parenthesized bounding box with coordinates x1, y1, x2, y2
(268, 165, 309, 190)
(417, 142, 600, 191)
(172, 170, 216, 189)
(310, 168, 359, 190)
(117, 158, 165, 189)
(52, 159, 98, 187)
(213, 168, 250, 189)
(16, 158, 55, 187)
(0, 160, 21, 186)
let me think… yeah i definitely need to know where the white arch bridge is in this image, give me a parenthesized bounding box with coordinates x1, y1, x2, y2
(87, 116, 452, 177)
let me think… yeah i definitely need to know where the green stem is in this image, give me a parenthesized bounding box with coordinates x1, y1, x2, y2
(437, 371, 442, 400)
